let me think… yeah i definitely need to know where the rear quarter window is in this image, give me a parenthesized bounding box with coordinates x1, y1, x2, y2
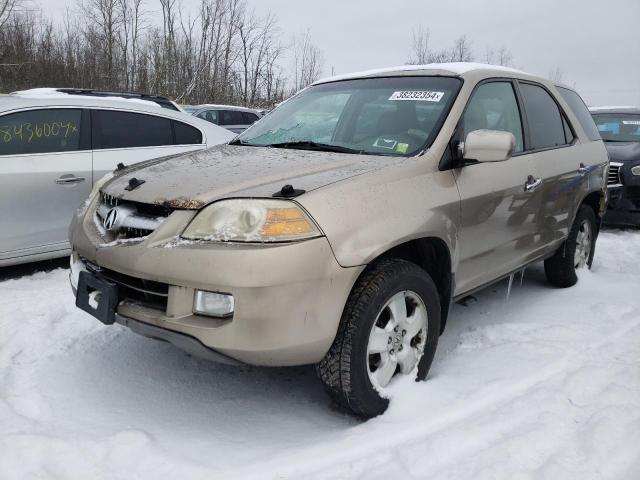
(173, 120, 203, 144)
(557, 87, 601, 141)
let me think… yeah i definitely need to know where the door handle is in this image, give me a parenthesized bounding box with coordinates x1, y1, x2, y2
(524, 175, 543, 192)
(577, 163, 589, 176)
(55, 175, 86, 185)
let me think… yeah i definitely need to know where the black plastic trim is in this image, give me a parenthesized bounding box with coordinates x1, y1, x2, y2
(115, 314, 242, 365)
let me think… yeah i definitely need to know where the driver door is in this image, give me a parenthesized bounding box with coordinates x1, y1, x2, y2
(453, 80, 542, 295)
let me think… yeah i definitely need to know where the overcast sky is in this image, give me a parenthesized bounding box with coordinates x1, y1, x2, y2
(41, 0, 640, 106)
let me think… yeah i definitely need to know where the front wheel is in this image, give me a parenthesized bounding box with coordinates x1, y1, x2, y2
(544, 205, 597, 288)
(316, 259, 441, 418)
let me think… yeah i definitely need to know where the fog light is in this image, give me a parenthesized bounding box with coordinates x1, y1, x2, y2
(632, 165, 640, 176)
(194, 290, 234, 317)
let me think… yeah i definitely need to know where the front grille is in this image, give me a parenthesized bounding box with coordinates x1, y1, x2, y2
(607, 162, 623, 187)
(96, 192, 173, 240)
(85, 260, 168, 311)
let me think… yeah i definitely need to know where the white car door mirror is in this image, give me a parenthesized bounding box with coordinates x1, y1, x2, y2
(463, 129, 515, 163)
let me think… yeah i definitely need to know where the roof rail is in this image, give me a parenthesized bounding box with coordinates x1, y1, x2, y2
(55, 88, 180, 111)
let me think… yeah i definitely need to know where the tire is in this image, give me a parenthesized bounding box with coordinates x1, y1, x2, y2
(316, 258, 441, 418)
(544, 205, 597, 288)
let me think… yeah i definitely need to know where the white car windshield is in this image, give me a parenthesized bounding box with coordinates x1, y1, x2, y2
(235, 76, 462, 156)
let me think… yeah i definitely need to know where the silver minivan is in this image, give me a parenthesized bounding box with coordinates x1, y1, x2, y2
(0, 89, 234, 266)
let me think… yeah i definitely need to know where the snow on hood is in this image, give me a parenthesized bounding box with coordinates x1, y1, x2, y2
(102, 144, 406, 209)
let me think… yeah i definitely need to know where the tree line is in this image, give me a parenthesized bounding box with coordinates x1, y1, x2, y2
(0, 1, 519, 108)
(0, 0, 324, 107)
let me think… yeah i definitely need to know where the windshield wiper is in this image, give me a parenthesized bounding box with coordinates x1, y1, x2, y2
(266, 141, 364, 154)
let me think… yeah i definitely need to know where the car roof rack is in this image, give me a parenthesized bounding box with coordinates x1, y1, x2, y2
(55, 88, 180, 111)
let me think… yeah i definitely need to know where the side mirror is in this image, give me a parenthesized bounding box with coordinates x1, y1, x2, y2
(463, 129, 515, 163)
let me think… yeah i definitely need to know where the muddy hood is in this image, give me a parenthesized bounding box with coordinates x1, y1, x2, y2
(102, 145, 404, 209)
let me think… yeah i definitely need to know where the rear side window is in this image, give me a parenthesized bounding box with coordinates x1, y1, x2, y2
(95, 110, 173, 149)
(519, 83, 567, 149)
(0, 109, 82, 155)
(220, 110, 245, 125)
(173, 120, 202, 144)
(463, 81, 524, 152)
(557, 87, 601, 141)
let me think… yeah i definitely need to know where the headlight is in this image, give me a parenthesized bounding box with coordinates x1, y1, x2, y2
(181, 199, 322, 242)
(632, 165, 640, 176)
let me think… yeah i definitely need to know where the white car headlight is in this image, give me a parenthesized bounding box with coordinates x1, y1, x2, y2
(181, 199, 322, 242)
(632, 165, 640, 176)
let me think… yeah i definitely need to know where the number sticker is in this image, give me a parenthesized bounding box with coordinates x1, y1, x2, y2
(622, 120, 640, 125)
(389, 91, 445, 102)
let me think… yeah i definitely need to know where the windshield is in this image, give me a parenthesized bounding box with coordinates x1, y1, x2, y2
(236, 76, 462, 156)
(592, 113, 640, 142)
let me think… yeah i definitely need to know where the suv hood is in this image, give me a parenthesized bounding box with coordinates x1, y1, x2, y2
(102, 145, 405, 209)
(604, 141, 640, 163)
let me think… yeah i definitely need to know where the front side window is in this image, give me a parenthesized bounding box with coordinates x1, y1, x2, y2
(592, 113, 640, 143)
(236, 76, 461, 156)
(0, 109, 82, 155)
(462, 81, 524, 152)
(519, 83, 568, 149)
(96, 110, 173, 149)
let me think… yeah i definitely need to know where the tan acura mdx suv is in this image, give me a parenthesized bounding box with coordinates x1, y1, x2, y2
(69, 63, 608, 417)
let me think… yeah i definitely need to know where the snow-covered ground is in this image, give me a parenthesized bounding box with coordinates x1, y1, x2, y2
(1, 230, 639, 480)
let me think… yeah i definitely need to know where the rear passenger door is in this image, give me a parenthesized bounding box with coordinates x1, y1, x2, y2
(516, 82, 580, 250)
(0, 108, 91, 258)
(91, 110, 204, 181)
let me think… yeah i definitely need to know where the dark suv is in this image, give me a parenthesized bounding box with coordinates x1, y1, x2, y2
(591, 106, 640, 227)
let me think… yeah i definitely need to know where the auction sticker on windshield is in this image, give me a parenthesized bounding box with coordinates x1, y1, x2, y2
(389, 91, 444, 102)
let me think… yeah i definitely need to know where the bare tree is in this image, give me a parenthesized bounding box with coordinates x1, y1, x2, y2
(408, 25, 430, 64)
(450, 35, 473, 62)
(0, 0, 21, 31)
(0, 0, 287, 107)
(117, 0, 146, 90)
(496, 46, 513, 67)
(483, 45, 514, 66)
(80, 0, 122, 86)
(549, 66, 564, 84)
(292, 29, 323, 92)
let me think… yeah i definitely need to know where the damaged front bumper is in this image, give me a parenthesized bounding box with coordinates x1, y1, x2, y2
(69, 201, 363, 366)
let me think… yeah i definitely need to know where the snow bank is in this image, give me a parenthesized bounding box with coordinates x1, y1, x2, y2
(1, 230, 639, 479)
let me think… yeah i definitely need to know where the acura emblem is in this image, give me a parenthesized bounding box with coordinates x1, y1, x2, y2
(103, 208, 119, 231)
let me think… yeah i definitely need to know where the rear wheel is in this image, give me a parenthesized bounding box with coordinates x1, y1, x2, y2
(316, 259, 440, 418)
(544, 205, 597, 288)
